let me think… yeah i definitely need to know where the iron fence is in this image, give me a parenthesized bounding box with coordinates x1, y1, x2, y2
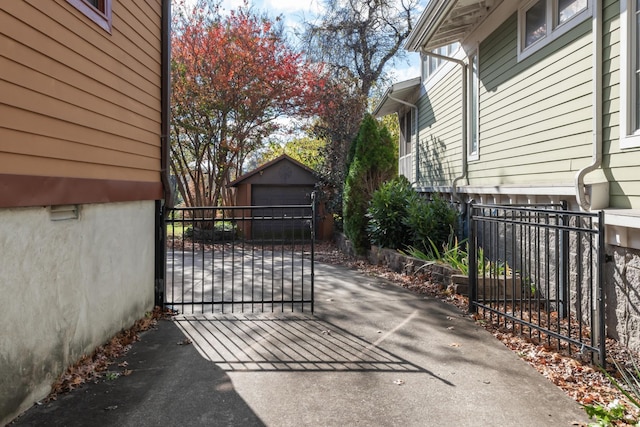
(163, 199, 316, 315)
(467, 202, 605, 365)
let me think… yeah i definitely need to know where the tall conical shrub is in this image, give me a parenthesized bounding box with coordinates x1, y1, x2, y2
(343, 113, 398, 254)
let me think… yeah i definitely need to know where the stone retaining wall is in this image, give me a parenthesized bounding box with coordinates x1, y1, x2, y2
(334, 233, 457, 289)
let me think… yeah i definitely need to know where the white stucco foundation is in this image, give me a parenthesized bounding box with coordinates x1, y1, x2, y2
(0, 200, 156, 425)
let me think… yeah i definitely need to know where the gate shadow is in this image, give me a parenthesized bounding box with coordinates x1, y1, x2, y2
(174, 314, 452, 385)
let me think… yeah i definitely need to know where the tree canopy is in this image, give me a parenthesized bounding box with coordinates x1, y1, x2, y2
(170, 0, 326, 207)
(302, 0, 418, 218)
(302, 0, 419, 98)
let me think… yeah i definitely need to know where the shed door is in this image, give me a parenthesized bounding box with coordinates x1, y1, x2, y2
(251, 185, 313, 239)
(251, 185, 313, 206)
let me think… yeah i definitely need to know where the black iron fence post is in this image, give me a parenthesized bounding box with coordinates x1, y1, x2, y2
(559, 200, 569, 318)
(311, 191, 317, 313)
(468, 202, 477, 313)
(597, 210, 606, 367)
(154, 200, 166, 307)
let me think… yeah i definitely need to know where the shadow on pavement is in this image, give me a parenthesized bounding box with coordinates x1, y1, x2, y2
(175, 314, 453, 386)
(10, 321, 266, 427)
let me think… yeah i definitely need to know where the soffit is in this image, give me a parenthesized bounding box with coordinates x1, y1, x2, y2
(405, 0, 500, 52)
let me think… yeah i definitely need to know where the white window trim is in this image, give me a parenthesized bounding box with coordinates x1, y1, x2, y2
(517, 0, 592, 61)
(620, 0, 640, 149)
(468, 50, 480, 161)
(421, 45, 463, 92)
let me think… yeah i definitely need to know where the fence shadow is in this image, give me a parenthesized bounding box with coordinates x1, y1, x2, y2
(174, 314, 452, 385)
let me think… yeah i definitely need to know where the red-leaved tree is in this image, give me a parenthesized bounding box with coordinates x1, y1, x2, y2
(170, 0, 326, 207)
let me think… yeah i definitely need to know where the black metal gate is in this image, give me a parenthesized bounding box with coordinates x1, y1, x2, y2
(162, 197, 316, 315)
(467, 202, 606, 365)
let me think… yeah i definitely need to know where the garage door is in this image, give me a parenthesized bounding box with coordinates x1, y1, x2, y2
(251, 185, 313, 240)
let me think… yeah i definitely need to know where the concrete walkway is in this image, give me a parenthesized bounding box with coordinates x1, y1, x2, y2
(11, 261, 588, 426)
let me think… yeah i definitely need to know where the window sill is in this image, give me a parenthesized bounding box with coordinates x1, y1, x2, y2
(620, 134, 640, 150)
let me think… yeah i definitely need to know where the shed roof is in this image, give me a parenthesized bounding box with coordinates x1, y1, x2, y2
(229, 154, 316, 187)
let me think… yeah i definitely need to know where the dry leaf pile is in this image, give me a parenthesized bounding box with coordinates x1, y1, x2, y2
(46, 306, 174, 401)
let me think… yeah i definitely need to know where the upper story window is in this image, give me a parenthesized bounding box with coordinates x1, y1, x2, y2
(399, 109, 414, 158)
(518, 0, 590, 60)
(421, 42, 460, 82)
(620, 0, 640, 148)
(66, 0, 113, 33)
(468, 51, 480, 161)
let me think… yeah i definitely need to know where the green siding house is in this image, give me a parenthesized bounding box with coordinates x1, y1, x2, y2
(375, 0, 640, 350)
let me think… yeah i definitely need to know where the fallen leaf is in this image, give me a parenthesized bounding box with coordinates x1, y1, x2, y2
(177, 338, 192, 346)
(122, 369, 133, 376)
(449, 343, 461, 348)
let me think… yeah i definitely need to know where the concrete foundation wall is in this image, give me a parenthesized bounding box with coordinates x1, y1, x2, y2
(0, 201, 156, 425)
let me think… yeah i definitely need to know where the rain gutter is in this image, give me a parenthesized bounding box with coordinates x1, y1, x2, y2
(161, 0, 173, 209)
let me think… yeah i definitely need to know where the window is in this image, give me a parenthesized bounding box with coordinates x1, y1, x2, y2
(620, 0, 640, 148)
(399, 110, 414, 179)
(518, 0, 590, 60)
(399, 110, 414, 158)
(66, 0, 112, 33)
(558, 0, 588, 24)
(524, 0, 546, 48)
(421, 42, 460, 82)
(468, 52, 480, 160)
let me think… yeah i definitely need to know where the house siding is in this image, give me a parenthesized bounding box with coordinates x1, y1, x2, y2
(0, 0, 162, 205)
(416, 65, 464, 188)
(471, 13, 594, 186)
(602, 0, 640, 209)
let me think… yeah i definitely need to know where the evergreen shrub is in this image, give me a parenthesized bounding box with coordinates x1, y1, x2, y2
(366, 176, 418, 249)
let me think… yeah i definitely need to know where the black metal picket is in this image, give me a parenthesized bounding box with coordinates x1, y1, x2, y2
(467, 202, 606, 365)
(162, 198, 316, 315)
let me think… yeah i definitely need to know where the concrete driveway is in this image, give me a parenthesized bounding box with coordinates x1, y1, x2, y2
(11, 260, 588, 426)
(175, 261, 588, 426)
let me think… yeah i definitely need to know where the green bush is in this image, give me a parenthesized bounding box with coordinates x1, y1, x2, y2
(404, 193, 459, 256)
(366, 176, 418, 249)
(343, 114, 397, 254)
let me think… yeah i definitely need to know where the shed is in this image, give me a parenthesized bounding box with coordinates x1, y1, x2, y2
(229, 154, 333, 240)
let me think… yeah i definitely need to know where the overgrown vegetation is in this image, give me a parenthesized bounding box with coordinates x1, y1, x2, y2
(404, 193, 459, 256)
(366, 176, 417, 249)
(365, 178, 459, 256)
(584, 358, 640, 426)
(343, 114, 397, 254)
(402, 235, 470, 275)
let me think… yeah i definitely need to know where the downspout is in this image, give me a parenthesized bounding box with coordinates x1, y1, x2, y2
(161, 0, 173, 209)
(422, 51, 468, 202)
(387, 94, 418, 183)
(575, 0, 604, 211)
(156, 0, 172, 307)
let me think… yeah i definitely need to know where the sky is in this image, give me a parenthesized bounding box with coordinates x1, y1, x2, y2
(180, 0, 422, 84)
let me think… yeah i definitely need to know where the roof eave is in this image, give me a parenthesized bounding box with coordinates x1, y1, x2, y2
(373, 77, 421, 117)
(404, 0, 458, 52)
